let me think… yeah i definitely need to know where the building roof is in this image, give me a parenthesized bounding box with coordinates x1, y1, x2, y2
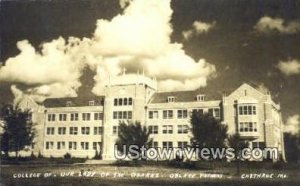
(149, 88, 222, 103)
(43, 96, 105, 108)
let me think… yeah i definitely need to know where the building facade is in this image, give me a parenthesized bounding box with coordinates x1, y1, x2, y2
(30, 74, 285, 160)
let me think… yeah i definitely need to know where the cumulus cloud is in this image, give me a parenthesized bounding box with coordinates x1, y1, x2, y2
(277, 59, 300, 76)
(0, 0, 216, 102)
(255, 16, 300, 34)
(182, 20, 215, 40)
(284, 115, 300, 134)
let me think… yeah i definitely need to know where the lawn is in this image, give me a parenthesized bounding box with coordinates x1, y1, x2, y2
(1, 161, 299, 186)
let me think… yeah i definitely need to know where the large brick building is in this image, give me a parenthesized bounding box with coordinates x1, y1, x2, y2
(23, 73, 285, 160)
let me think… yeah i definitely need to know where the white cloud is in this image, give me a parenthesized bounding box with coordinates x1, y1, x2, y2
(0, 0, 216, 102)
(119, 0, 131, 9)
(10, 85, 24, 106)
(182, 20, 215, 40)
(284, 115, 300, 134)
(255, 16, 300, 34)
(277, 59, 300, 76)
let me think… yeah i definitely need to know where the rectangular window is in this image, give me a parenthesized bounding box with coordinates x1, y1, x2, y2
(124, 98, 128, 105)
(123, 111, 127, 119)
(208, 108, 214, 116)
(70, 113, 79, 121)
(163, 110, 173, 119)
(148, 125, 158, 134)
(128, 111, 132, 119)
(248, 106, 252, 115)
(66, 101, 72, 107)
(46, 127, 55, 135)
(178, 141, 188, 149)
(93, 142, 101, 150)
(239, 105, 257, 115)
(253, 106, 256, 115)
(113, 111, 132, 119)
(249, 122, 253, 132)
(45, 141, 54, 150)
(240, 122, 244, 132)
(118, 98, 123, 106)
(150, 141, 158, 149)
(162, 141, 173, 149)
(177, 110, 188, 119)
(113, 126, 118, 135)
(162, 125, 173, 134)
(58, 127, 66, 135)
(128, 98, 132, 105)
(59, 114, 67, 121)
(82, 113, 91, 121)
(214, 108, 220, 118)
(253, 122, 257, 132)
(113, 111, 118, 119)
(197, 95, 205, 101)
(239, 107, 243, 115)
(81, 142, 89, 150)
(178, 125, 188, 134)
(57, 141, 65, 150)
(70, 127, 78, 135)
(167, 96, 175, 102)
(94, 113, 103, 120)
(47, 114, 56, 122)
(69, 141, 77, 150)
(114, 98, 118, 106)
(94, 127, 103, 135)
(239, 122, 258, 132)
(89, 101, 95, 106)
(149, 111, 153, 119)
(118, 111, 123, 119)
(81, 127, 90, 135)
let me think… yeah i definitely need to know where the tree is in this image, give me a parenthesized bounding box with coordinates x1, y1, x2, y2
(284, 132, 299, 162)
(190, 111, 228, 149)
(115, 121, 152, 160)
(227, 133, 249, 175)
(0, 104, 35, 158)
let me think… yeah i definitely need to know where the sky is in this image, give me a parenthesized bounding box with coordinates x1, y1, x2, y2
(0, 0, 299, 132)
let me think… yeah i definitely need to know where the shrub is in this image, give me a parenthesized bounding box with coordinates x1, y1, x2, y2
(93, 150, 102, 160)
(272, 161, 285, 170)
(113, 160, 141, 167)
(38, 151, 43, 158)
(30, 151, 36, 160)
(64, 153, 71, 159)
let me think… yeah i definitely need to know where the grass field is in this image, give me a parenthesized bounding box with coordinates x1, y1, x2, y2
(1, 161, 299, 186)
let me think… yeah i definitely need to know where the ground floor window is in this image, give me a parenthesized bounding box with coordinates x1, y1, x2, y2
(162, 141, 173, 149)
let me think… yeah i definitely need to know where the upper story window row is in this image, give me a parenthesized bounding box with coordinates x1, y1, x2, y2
(166, 94, 205, 103)
(113, 111, 133, 120)
(149, 108, 220, 119)
(114, 98, 133, 106)
(239, 105, 256, 115)
(65, 99, 104, 107)
(47, 112, 103, 122)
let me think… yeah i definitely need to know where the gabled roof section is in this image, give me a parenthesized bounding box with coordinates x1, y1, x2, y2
(149, 88, 222, 104)
(44, 96, 105, 108)
(227, 83, 266, 98)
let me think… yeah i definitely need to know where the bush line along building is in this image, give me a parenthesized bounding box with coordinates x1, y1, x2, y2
(19, 73, 285, 160)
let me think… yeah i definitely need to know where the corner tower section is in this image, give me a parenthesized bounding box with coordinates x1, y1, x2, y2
(102, 74, 157, 160)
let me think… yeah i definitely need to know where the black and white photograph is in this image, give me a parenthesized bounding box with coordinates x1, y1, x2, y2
(0, 0, 299, 185)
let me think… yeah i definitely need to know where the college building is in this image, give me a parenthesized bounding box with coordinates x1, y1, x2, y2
(19, 73, 285, 160)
